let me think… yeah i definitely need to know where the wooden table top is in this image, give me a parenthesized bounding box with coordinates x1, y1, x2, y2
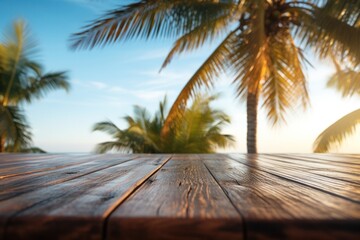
(0, 154, 359, 240)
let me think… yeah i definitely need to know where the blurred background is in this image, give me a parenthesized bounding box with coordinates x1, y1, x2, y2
(1, 0, 359, 153)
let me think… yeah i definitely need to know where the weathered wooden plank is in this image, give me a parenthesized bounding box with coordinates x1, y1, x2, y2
(0, 154, 62, 171)
(229, 154, 360, 202)
(1, 155, 171, 240)
(279, 154, 360, 166)
(338, 154, 360, 160)
(267, 154, 360, 172)
(0, 154, 61, 164)
(1, 153, 359, 240)
(107, 155, 243, 240)
(0, 154, 104, 179)
(260, 155, 360, 184)
(274, 154, 360, 168)
(0, 154, 138, 201)
(313, 153, 360, 162)
(203, 154, 360, 240)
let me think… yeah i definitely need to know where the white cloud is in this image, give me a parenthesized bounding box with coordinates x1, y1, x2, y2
(108, 86, 128, 93)
(74, 78, 174, 101)
(136, 49, 170, 61)
(42, 98, 110, 107)
(135, 69, 192, 90)
(90, 81, 108, 90)
(133, 90, 173, 100)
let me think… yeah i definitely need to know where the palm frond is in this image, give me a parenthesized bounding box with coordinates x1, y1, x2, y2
(17, 71, 70, 103)
(230, 1, 267, 99)
(0, 44, 6, 72)
(162, 30, 236, 135)
(314, 109, 360, 153)
(1, 20, 37, 106)
(262, 30, 309, 125)
(0, 20, 69, 106)
(0, 105, 32, 151)
(75, 0, 360, 154)
(93, 121, 122, 135)
(321, 0, 360, 25)
(163, 94, 233, 153)
(297, 5, 360, 65)
(95, 141, 132, 153)
(327, 69, 360, 97)
(16, 147, 46, 153)
(160, 5, 238, 70)
(157, 95, 168, 122)
(71, 0, 236, 50)
(94, 94, 233, 153)
(0, 20, 70, 152)
(2, 19, 37, 58)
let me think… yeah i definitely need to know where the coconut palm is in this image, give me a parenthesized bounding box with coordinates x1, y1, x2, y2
(0, 105, 31, 152)
(93, 95, 234, 153)
(313, 67, 360, 153)
(71, 0, 360, 153)
(0, 20, 70, 152)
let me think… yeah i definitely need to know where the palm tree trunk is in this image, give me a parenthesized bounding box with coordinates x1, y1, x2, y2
(247, 91, 259, 154)
(0, 135, 5, 152)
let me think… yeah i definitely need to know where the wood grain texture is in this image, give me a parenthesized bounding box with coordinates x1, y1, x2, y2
(107, 155, 243, 240)
(279, 154, 360, 166)
(261, 154, 360, 184)
(230, 154, 360, 202)
(0, 154, 138, 200)
(0, 154, 105, 179)
(203, 154, 360, 240)
(0, 154, 170, 240)
(1, 154, 359, 240)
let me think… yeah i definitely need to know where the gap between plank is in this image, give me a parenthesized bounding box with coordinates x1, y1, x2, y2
(201, 154, 248, 240)
(0, 155, 124, 180)
(1, 156, 140, 202)
(101, 155, 173, 240)
(2, 155, 141, 239)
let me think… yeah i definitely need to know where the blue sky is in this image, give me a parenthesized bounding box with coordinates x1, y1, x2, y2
(1, 0, 359, 153)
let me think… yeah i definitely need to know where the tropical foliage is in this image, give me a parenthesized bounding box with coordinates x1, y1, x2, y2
(71, 0, 360, 153)
(93, 95, 234, 153)
(313, 67, 360, 153)
(0, 20, 70, 152)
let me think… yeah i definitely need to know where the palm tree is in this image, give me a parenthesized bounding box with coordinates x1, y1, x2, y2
(71, 0, 360, 153)
(0, 105, 31, 152)
(0, 20, 70, 152)
(313, 67, 360, 153)
(93, 95, 234, 153)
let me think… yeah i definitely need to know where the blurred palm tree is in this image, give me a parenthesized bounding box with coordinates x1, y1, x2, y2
(0, 20, 70, 152)
(313, 65, 360, 153)
(93, 95, 234, 153)
(72, 0, 360, 153)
